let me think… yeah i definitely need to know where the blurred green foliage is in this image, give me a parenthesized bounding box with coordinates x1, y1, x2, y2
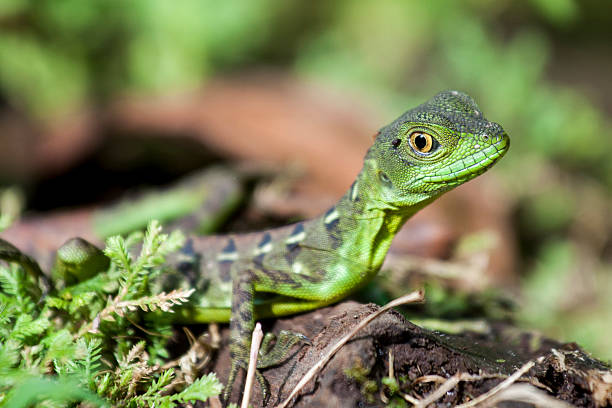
(0, 0, 274, 114)
(0, 0, 610, 359)
(520, 240, 612, 359)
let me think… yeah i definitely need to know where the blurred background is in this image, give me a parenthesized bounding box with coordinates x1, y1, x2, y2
(0, 1, 610, 360)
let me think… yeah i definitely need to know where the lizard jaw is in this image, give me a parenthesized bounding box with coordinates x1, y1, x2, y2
(421, 136, 509, 187)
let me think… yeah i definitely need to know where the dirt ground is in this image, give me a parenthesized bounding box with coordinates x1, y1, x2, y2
(205, 301, 611, 407)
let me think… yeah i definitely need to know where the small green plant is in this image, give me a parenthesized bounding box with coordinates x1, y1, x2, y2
(344, 359, 378, 404)
(0, 220, 223, 407)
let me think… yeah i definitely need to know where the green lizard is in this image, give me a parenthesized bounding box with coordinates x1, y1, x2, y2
(1, 90, 509, 404)
(156, 90, 509, 402)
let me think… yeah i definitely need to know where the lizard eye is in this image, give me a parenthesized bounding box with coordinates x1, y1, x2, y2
(408, 132, 437, 154)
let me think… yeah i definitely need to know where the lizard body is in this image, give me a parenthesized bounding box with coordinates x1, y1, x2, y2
(154, 90, 510, 401)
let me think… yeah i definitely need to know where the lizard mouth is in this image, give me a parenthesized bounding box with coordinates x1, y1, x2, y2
(421, 136, 509, 186)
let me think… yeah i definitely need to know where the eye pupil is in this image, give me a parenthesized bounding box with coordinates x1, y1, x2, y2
(415, 134, 427, 150)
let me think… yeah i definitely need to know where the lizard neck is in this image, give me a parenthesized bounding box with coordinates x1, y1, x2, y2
(320, 165, 433, 273)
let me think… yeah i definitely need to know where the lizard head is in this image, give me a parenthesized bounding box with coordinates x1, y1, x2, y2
(365, 90, 510, 209)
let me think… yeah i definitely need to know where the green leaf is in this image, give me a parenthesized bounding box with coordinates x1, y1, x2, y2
(174, 373, 223, 403)
(1, 375, 107, 407)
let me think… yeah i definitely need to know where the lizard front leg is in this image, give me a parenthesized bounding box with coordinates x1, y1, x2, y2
(224, 270, 268, 404)
(224, 273, 312, 404)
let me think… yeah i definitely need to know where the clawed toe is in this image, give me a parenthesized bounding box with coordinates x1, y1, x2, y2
(257, 330, 310, 369)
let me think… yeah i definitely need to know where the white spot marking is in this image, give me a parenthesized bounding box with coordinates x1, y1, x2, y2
(217, 252, 238, 262)
(324, 209, 339, 224)
(292, 262, 304, 274)
(253, 242, 272, 256)
(350, 181, 359, 201)
(285, 231, 306, 245)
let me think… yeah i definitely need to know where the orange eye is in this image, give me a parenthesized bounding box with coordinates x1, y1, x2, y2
(409, 132, 434, 154)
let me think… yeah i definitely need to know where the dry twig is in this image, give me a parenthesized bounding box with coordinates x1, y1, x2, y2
(456, 357, 543, 408)
(241, 322, 264, 408)
(483, 383, 574, 407)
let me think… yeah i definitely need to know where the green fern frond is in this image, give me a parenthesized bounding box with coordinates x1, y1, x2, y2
(96, 372, 112, 397)
(114, 289, 195, 315)
(0, 221, 203, 407)
(10, 314, 50, 342)
(45, 297, 70, 311)
(67, 292, 98, 315)
(131, 370, 222, 408)
(104, 236, 132, 276)
(0, 339, 21, 374)
(133, 368, 174, 405)
(134, 220, 166, 271)
(0, 265, 37, 315)
(82, 338, 103, 381)
(174, 373, 223, 404)
(41, 329, 75, 366)
(129, 222, 184, 297)
(153, 368, 174, 391)
(137, 223, 184, 269)
(60, 269, 119, 297)
(0, 266, 19, 296)
(0, 298, 17, 328)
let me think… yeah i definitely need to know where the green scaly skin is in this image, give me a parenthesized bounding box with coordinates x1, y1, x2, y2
(0, 91, 509, 404)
